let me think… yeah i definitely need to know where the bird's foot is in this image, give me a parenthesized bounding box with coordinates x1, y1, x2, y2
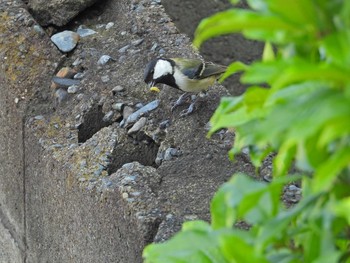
(180, 102, 196, 117)
(171, 93, 192, 112)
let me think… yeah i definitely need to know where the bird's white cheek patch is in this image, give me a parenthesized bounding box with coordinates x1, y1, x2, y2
(153, 60, 172, 79)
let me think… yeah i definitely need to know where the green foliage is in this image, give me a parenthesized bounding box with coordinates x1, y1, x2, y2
(144, 0, 350, 262)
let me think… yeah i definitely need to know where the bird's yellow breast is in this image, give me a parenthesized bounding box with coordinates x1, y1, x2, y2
(174, 69, 217, 93)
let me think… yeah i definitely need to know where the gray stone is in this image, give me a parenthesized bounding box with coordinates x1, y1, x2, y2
(112, 102, 124, 112)
(72, 57, 83, 66)
(67, 85, 79, 94)
(73, 72, 85, 79)
(101, 75, 110, 83)
(122, 106, 134, 120)
(112, 85, 125, 93)
(51, 30, 80, 53)
(121, 100, 159, 127)
(128, 117, 147, 135)
(132, 38, 144, 46)
(76, 93, 84, 101)
(98, 55, 113, 65)
(118, 45, 130, 53)
(54, 88, 69, 104)
(103, 111, 114, 122)
(33, 24, 45, 36)
(52, 77, 81, 87)
(77, 26, 97, 37)
(28, 0, 100, 26)
(105, 22, 114, 30)
(163, 148, 180, 161)
(150, 42, 158, 51)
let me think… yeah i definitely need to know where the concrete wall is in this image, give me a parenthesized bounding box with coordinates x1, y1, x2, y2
(0, 0, 260, 262)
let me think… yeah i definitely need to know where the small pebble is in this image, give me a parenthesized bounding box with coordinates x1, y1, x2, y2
(51, 30, 80, 53)
(98, 55, 113, 65)
(150, 43, 158, 51)
(73, 72, 85, 79)
(155, 157, 163, 166)
(159, 119, 170, 129)
(77, 27, 97, 37)
(163, 148, 179, 161)
(135, 102, 144, 109)
(112, 102, 124, 112)
(14, 97, 19, 104)
(105, 22, 114, 30)
(101, 75, 110, 83)
(288, 185, 300, 191)
(103, 111, 114, 122)
(128, 117, 147, 135)
(67, 85, 78, 94)
(76, 94, 84, 101)
(118, 56, 126, 63)
(112, 85, 125, 95)
(33, 24, 45, 36)
(121, 100, 159, 127)
(34, 115, 44, 120)
(56, 67, 77, 78)
(72, 57, 83, 66)
(52, 77, 80, 88)
(122, 106, 134, 120)
(55, 88, 69, 104)
(132, 38, 144, 46)
(206, 154, 213, 160)
(118, 45, 130, 53)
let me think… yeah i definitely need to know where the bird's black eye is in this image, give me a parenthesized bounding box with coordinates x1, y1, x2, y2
(150, 70, 154, 74)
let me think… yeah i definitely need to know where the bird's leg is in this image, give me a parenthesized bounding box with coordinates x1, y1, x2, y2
(171, 92, 192, 112)
(179, 91, 207, 117)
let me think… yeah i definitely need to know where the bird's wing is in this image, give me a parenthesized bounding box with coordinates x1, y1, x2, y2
(171, 58, 226, 80)
(200, 62, 227, 79)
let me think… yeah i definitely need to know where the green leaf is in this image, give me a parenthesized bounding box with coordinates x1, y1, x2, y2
(321, 30, 350, 67)
(143, 221, 227, 263)
(219, 61, 248, 82)
(333, 197, 350, 224)
(243, 86, 269, 111)
(313, 147, 350, 192)
(318, 117, 350, 148)
(220, 230, 269, 263)
(194, 9, 300, 48)
(229, 0, 240, 5)
(262, 42, 275, 62)
(272, 63, 350, 91)
(211, 175, 267, 228)
(266, 0, 318, 27)
(273, 139, 297, 177)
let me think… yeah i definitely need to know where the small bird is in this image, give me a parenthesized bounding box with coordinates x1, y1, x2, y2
(144, 57, 226, 116)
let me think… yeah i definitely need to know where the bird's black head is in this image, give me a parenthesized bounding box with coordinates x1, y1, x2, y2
(144, 58, 178, 89)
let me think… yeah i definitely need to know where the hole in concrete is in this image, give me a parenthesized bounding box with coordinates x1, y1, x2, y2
(78, 104, 112, 143)
(107, 132, 159, 174)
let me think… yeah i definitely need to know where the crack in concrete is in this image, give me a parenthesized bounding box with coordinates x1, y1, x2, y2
(0, 205, 25, 254)
(22, 116, 27, 263)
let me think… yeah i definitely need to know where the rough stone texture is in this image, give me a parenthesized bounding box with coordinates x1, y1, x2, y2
(1, 0, 258, 262)
(27, 0, 99, 26)
(162, 0, 264, 96)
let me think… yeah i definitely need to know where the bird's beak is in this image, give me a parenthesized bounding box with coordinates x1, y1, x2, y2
(148, 80, 160, 93)
(148, 80, 155, 88)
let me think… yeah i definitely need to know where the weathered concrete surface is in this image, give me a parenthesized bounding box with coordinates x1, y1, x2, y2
(1, 0, 257, 262)
(0, 1, 60, 261)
